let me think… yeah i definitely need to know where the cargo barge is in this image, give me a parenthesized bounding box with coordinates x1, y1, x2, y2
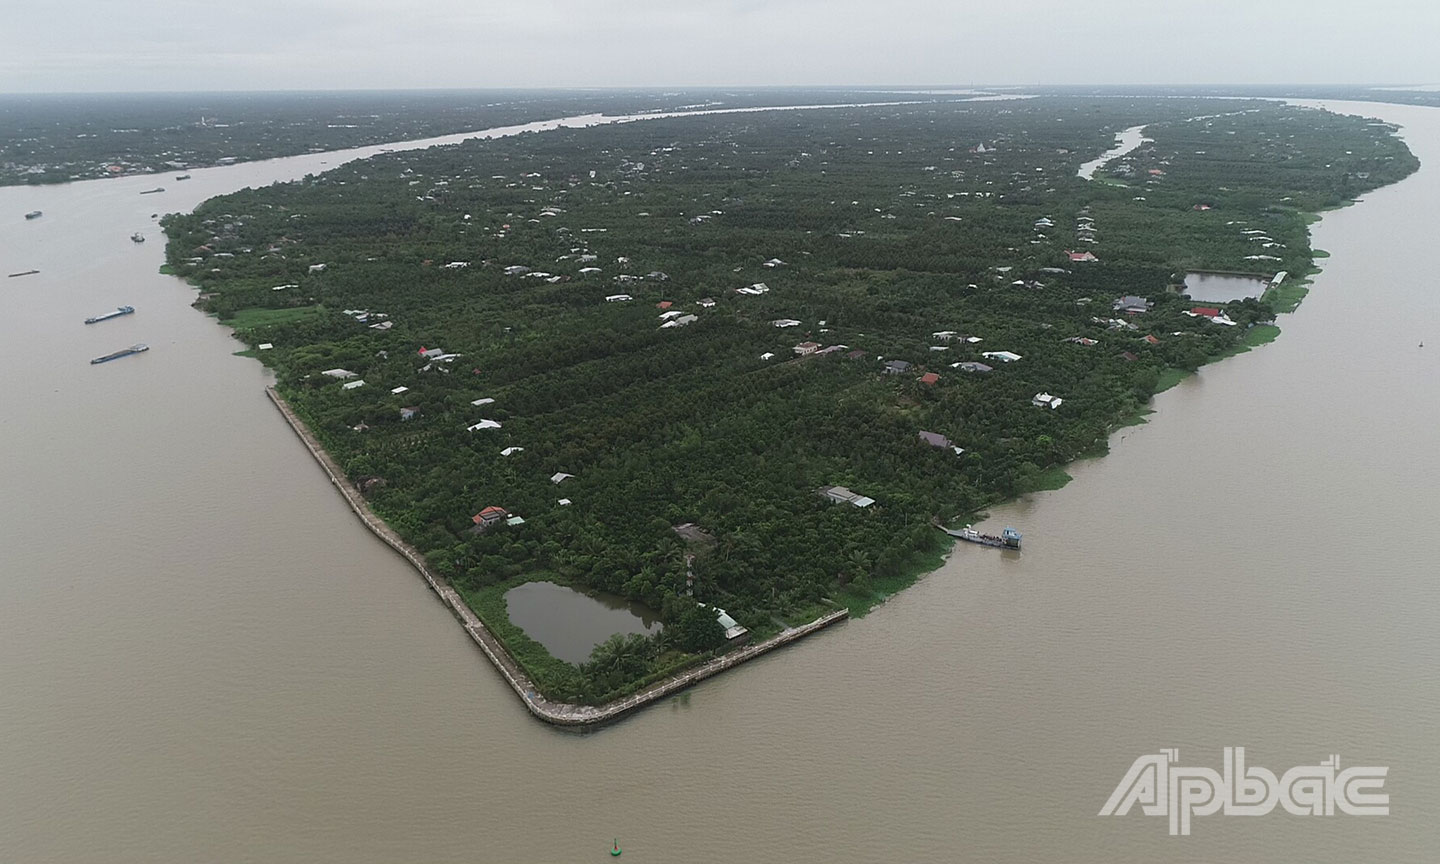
(90, 343, 149, 364)
(85, 305, 135, 324)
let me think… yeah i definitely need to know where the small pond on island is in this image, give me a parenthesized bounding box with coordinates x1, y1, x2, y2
(503, 581, 663, 664)
(1182, 271, 1272, 302)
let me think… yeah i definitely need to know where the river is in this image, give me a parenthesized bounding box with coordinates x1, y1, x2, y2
(1077, 123, 1150, 180)
(2, 99, 1437, 862)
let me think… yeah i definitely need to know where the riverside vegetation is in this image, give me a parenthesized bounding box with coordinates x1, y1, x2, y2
(162, 97, 1415, 702)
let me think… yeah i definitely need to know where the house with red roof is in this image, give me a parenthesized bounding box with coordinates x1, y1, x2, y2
(919, 372, 940, 385)
(472, 506, 509, 529)
(1067, 250, 1099, 263)
(1143, 334, 1161, 345)
(656, 300, 673, 309)
(1190, 306, 1221, 318)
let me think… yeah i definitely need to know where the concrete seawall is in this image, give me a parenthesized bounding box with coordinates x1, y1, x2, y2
(265, 386, 849, 726)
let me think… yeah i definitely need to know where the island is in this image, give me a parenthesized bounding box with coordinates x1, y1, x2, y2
(161, 96, 1416, 721)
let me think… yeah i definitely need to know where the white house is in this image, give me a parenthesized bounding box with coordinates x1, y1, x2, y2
(1032, 392, 1064, 409)
(605, 294, 632, 302)
(470, 397, 495, 406)
(391, 386, 409, 394)
(760, 352, 776, 360)
(467, 419, 502, 431)
(501, 447, 524, 456)
(551, 472, 574, 484)
(321, 368, 356, 379)
(772, 319, 802, 328)
(819, 485, 876, 508)
(341, 380, 365, 390)
(981, 351, 1022, 363)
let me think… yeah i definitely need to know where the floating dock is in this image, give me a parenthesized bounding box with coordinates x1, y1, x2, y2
(90, 343, 149, 364)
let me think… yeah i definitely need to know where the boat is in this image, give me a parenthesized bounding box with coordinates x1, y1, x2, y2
(175, 174, 191, 181)
(24, 210, 42, 220)
(84, 305, 135, 324)
(131, 232, 145, 243)
(139, 187, 164, 195)
(934, 520, 1022, 550)
(7, 269, 40, 278)
(90, 343, 149, 364)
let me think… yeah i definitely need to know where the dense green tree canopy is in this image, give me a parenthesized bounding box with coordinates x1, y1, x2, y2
(162, 97, 1415, 701)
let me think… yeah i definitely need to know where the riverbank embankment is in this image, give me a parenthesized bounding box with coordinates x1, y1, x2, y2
(264, 385, 848, 726)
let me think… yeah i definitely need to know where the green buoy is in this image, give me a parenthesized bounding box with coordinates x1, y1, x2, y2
(611, 838, 622, 857)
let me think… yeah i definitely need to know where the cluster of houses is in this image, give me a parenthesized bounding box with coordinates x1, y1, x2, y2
(1235, 224, 1287, 251)
(341, 308, 392, 332)
(1075, 209, 1097, 247)
(1184, 306, 1238, 326)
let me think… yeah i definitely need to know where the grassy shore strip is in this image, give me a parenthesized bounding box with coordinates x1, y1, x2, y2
(264, 385, 848, 725)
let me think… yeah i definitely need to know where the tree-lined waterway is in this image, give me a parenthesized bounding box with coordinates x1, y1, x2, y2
(2, 99, 1437, 862)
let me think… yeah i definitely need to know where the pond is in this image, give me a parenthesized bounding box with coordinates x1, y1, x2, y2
(1182, 271, 1271, 302)
(503, 581, 662, 664)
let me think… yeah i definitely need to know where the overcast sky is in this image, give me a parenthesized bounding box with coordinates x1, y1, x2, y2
(2, 0, 1437, 93)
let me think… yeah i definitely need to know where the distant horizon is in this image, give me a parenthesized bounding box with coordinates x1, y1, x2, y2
(3, 82, 1439, 98)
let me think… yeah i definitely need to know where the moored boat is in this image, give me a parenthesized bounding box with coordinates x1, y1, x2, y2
(24, 210, 42, 220)
(131, 232, 145, 243)
(934, 520, 1022, 549)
